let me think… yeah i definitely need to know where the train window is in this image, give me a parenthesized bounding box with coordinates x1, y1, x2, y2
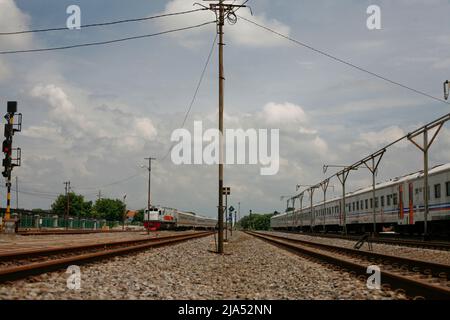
(387, 195, 391, 206)
(393, 193, 398, 205)
(447, 182, 450, 197)
(360, 200, 363, 210)
(352, 202, 355, 211)
(415, 188, 419, 195)
(375, 197, 378, 208)
(365, 199, 368, 209)
(370, 198, 373, 209)
(356, 201, 359, 210)
(381, 196, 385, 207)
(434, 184, 441, 199)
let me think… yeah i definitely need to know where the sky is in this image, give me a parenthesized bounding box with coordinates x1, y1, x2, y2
(0, 0, 449, 218)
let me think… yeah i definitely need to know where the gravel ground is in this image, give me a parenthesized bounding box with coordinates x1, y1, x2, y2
(264, 231, 450, 266)
(0, 231, 184, 254)
(0, 231, 403, 300)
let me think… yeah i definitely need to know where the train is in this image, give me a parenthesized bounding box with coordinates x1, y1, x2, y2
(271, 163, 450, 236)
(143, 206, 216, 231)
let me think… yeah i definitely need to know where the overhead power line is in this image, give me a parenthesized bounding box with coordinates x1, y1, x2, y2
(237, 14, 450, 106)
(0, 8, 208, 36)
(74, 172, 145, 191)
(162, 33, 218, 161)
(0, 21, 216, 55)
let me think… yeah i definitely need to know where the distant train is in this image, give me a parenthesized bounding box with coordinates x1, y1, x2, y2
(143, 206, 216, 231)
(271, 163, 450, 236)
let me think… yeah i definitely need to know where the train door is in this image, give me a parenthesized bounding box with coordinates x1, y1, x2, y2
(408, 182, 414, 225)
(398, 184, 405, 225)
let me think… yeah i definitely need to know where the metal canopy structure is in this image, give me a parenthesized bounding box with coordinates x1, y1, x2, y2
(289, 112, 450, 236)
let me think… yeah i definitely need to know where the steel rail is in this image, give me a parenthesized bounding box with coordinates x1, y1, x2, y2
(0, 231, 211, 262)
(0, 231, 213, 283)
(247, 231, 450, 300)
(280, 230, 450, 251)
(17, 229, 143, 236)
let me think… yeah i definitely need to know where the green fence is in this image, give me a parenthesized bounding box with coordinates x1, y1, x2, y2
(13, 214, 120, 230)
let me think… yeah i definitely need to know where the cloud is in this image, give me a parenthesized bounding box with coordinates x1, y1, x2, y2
(157, 0, 290, 48)
(259, 102, 308, 125)
(0, 0, 33, 50)
(358, 126, 406, 148)
(30, 84, 158, 156)
(432, 57, 450, 69)
(0, 59, 10, 81)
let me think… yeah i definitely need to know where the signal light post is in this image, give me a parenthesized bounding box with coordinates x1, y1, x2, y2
(2, 101, 22, 233)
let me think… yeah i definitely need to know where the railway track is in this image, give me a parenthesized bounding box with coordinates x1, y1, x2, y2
(17, 229, 143, 236)
(278, 230, 450, 251)
(246, 231, 450, 300)
(0, 231, 213, 283)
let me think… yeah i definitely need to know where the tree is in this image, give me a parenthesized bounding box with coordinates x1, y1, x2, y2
(51, 193, 92, 218)
(237, 213, 273, 230)
(92, 198, 126, 221)
(134, 209, 144, 222)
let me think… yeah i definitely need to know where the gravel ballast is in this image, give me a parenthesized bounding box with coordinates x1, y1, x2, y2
(264, 231, 450, 265)
(0, 231, 404, 300)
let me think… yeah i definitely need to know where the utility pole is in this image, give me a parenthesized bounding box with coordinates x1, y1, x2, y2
(238, 201, 240, 222)
(207, 0, 246, 253)
(64, 181, 70, 229)
(97, 190, 102, 201)
(144, 157, 156, 209)
(15, 176, 18, 210)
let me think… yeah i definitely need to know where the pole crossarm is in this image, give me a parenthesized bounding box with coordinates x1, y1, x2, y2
(408, 122, 445, 152)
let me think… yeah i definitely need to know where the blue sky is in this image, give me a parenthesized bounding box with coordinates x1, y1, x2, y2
(0, 0, 449, 217)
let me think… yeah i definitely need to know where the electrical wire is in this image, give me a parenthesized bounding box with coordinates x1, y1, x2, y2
(0, 8, 208, 36)
(161, 33, 218, 161)
(74, 172, 145, 191)
(0, 21, 216, 55)
(237, 14, 450, 106)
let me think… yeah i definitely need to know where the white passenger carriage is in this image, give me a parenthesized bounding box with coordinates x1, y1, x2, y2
(271, 164, 450, 235)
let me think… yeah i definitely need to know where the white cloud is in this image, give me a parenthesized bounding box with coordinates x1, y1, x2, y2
(30, 84, 158, 156)
(359, 126, 406, 148)
(299, 126, 318, 135)
(432, 57, 450, 69)
(0, 59, 10, 81)
(259, 102, 307, 125)
(157, 0, 290, 48)
(0, 0, 33, 50)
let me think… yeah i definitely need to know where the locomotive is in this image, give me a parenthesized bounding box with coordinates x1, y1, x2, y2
(143, 206, 216, 231)
(271, 163, 450, 236)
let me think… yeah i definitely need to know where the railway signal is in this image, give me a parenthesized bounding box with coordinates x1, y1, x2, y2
(222, 186, 231, 241)
(2, 101, 22, 230)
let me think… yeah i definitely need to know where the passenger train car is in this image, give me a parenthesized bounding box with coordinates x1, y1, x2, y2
(144, 206, 216, 231)
(271, 163, 450, 235)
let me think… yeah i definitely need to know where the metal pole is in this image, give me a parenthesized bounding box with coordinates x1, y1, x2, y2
(225, 193, 228, 241)
(322, 189, 326, 232)
(300, 196, 303, 230)
(144, 157, 155, 209)
(337, 172, 348, 235)
(217, 0, 225, 253)
(15, 176, 18, 210)
(309, 188, 315, 232)
(5, 113, 14, 221)
(372, 159, 376, 234)
(423, 130, 429, 236)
